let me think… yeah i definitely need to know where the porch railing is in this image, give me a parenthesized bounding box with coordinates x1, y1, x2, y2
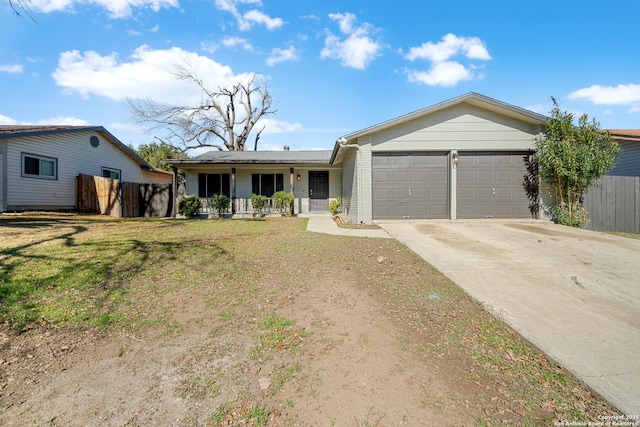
(199, 197, 295, 216)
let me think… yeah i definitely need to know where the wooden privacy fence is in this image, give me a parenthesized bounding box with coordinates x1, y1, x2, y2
(583, 175, 640, 233)
(76, 174, 173, 218)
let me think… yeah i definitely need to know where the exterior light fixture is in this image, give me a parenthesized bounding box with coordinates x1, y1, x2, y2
(451, 153, 459, 166)
(297, 174, 301, 181)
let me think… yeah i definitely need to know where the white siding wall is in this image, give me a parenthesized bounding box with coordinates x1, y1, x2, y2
(6, 131, 171, 209)
(370, 104, 539, 152)
(608, 140, 640, 177)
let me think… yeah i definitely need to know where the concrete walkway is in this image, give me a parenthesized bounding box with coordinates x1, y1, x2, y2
(376, 220, 640, 416)
(301, 213, 391, 238)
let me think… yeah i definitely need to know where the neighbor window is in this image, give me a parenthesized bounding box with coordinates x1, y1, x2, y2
(22, 153, 57, 179)
(252, 173, 283, 197)
(102, 167, 121, 180)
(198, 173, 231, 198)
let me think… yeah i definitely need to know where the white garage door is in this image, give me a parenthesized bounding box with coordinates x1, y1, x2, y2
(372, 153, 448, 220)
(457, 152, 531, 219)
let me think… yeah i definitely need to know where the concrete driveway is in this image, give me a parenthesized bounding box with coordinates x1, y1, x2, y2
(377, 220, 640, 416)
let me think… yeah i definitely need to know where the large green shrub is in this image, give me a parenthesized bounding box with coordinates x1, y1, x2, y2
(250, 193, 268, 216)
(534, 99, 619, 227)
(329, 198, 341, 215)
(210, 193, 231, 216)
(177, 195, 202, 218)
(272, 191, 294, 215)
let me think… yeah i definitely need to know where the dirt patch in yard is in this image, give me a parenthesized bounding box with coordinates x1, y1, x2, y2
(0, 214, 622, 426)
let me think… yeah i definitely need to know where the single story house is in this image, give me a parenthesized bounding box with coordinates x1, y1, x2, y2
(0, 125, 172, 212)
(166, 93, 549, 221)
(166, 149, 340, 216)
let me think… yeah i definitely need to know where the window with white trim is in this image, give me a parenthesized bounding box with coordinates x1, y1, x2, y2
(102, 167, 121, 180)
(22, 153, 57, 180)
(251, 173, 284, 197)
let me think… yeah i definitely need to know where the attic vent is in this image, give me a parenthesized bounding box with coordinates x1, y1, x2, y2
(90, 135, 99, 147)
(283, 145, 290, 151)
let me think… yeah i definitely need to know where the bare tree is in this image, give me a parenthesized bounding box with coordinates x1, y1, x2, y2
(129, 63, 276, 152)
(9, 0, 35, 20)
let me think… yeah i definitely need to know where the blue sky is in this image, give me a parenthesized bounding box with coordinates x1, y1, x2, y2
(1, 0, 639, 153)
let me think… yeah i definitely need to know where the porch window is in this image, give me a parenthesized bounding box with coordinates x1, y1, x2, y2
(251, 173, 283, 197)
(198, 173, 231, 198)
(22, 153, 57, 180)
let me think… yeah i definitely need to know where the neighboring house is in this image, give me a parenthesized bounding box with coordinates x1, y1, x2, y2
(0, 125, 172, 212)
(329, 92, 548, 223)
(607, 130, 640, 176)
(165, 149, 341, 215)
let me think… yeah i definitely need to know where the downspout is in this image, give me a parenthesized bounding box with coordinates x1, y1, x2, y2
(337, 138, 363, 224)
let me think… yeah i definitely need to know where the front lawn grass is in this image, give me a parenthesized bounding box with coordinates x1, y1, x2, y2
(0, 213, 621, 425)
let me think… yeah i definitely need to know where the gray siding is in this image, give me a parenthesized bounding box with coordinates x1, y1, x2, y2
(6, 131, 171, 209)
(608, 140, 640, 177)
(369, 104, 539, 152)
(341, 148, 357, 221)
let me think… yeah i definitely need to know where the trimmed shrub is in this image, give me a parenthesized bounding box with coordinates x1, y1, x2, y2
(250, 193, 268, 216)
(177, 195, 202, 218)
(329, 198, 341, 215)
(210, 193, 231, 216)
(273, 191, 294, 215)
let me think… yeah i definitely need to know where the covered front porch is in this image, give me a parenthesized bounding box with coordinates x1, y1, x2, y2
(166, 149, 340, 218)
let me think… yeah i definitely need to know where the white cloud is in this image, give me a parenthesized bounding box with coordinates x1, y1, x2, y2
(404, 33, 491, 87)
(259, 118, 302, 134)
(221, 36, 253, 51)
(28, 0, 179, 19)
(0, 64, 24, 74)
(36, 116, 91, 126)
(568, 84, 640, 105)
(266, 46, 298, 66)
(214, 0, 283, 31)
(320, 12, 383, 70)
(629, 105, 640, 114)
(0, 114, 88, 126)
(406, 33, 490, 62)
(406, 61, 472, 87)
(0, 114, 17, 125)
(524, 104, 550, 115)
(52, 45, 254, 105)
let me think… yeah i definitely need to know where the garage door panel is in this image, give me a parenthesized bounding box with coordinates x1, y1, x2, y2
(457, 152, 531, 219)
(373, 153, 448, 220)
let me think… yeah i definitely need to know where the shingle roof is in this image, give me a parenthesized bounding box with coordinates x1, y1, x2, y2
(0, 125, 99, 138)
(166, 150, 333, 165)
(609, 129, 640, 139)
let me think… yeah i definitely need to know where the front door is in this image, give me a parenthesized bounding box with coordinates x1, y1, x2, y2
(309, 171, 329, 212)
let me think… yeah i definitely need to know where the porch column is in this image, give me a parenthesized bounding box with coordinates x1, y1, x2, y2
(171, 166, 178, 218)
(289, 167, 294, 192)
(231, 167, 236, 214)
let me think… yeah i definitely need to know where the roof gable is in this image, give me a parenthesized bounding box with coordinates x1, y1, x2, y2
(331, 93, 548, 164)
(0, 125, 165, 174)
